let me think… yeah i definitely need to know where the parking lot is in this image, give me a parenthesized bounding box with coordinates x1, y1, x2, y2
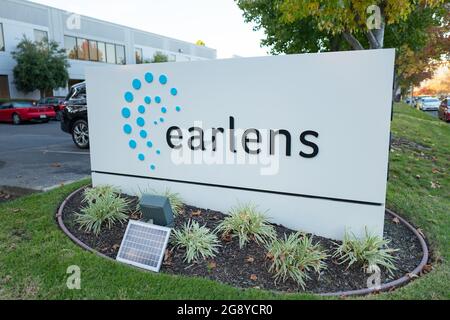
(0, 121, 90, 192)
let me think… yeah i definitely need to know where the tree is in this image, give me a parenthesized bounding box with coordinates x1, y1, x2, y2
(415, 65, 450, 96)
(236, 0, 448, 97)
(277, 0, 444, 50)
(196, 40, 206, 46)
(390, 6, 449, 97)
(150, 51, 169, 63)
(238, 0, 347, 54)
(12, 37, 69, 98)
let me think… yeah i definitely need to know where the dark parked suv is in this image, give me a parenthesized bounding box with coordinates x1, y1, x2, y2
(61, 82, 89, 149)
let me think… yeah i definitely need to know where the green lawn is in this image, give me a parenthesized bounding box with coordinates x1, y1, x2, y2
(0, 103, 448, 300)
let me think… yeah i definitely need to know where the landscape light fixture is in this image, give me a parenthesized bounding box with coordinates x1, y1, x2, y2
(139, 194, 174, 227)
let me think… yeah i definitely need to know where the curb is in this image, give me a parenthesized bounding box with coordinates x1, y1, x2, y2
(0, 185, 39, 197)
(57, 186, 430, 298)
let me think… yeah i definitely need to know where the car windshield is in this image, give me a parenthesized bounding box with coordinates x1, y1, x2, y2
(13, 102, 34, 108)
(424, 98, 439, 103)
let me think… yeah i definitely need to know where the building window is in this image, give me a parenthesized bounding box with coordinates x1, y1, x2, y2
(64, 35, 125, 65)
(106, 43, 116, 64)
(89, 40, 98, 61)
(64, 35, 77, 59)
(0, 23, 5, 51)
(135, 48, 143, 64)
(77, 38, 89, 60)
(97, 41, 106, 62)
(116, 44, 126, 65)
(168, 54, 176, 62)
(0, 75, 10, 99)
(34, 29, 48, 42)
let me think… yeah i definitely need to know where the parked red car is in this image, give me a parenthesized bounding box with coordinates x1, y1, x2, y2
(438, 98, 450, 122)
(37, 97, 66, 120)
(0, 101, 56, 125)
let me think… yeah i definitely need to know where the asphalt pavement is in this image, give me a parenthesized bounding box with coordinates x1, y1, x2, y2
(0, 121, 91, 191)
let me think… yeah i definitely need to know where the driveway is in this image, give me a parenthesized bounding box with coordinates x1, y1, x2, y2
(0, 121, 90, 192)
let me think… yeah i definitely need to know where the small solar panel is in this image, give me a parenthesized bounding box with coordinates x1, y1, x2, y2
(116, 220, 171, 272)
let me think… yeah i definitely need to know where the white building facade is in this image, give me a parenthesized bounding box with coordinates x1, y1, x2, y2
(0, 0, 217, 100)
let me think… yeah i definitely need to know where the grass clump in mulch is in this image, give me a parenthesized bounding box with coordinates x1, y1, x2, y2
(333, 229, 398, 275)
(216, 203, 276, 249)
(172, 220, 221, 263)
(75, 186, 129, 236)
(266, 232, 328, 289)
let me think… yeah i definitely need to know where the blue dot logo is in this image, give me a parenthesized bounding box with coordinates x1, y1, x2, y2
(124, 92, 134, 103)
(120, 72, 183, 172)
(132, 79, 142, 90)
(137, 117, 145, 127)
(140, 130, 148, 139)
(145, 72, 154, 83)
(122, 107, 131, 118)
(123, 124, 132, 134)
(159, 75, 168, 85)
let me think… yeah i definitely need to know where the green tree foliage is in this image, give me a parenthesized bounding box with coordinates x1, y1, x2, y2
(236, 0, 448, 94)
(12, 37, 69, 97)
(151, 51, 169, 63)
(277, 0, 444, 50)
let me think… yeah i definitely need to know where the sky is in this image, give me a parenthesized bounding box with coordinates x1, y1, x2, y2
(30, 0, 269, 59)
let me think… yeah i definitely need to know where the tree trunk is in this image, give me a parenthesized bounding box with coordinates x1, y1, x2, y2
(367, 26, 385, 49)
(342, 32, 364, 50)
(330, 35, 342, 52)
(367, 17, 385, 49)
(393, 73, 400, 102)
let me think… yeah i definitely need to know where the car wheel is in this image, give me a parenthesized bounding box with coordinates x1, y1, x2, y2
(12, 113, 21, 125)
(71, 119, 89, 149)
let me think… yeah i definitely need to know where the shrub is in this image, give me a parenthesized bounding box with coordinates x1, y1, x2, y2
(267, 233, 328, 288)
(172, 220, 221, 263)
(333, 229, 398, 275)
(75, 187, 129, 235)
(151, 51, 169, 63)
(216, 203, 276, 248)
(161, 189, 184, 216)
(82, 185, 119, 204)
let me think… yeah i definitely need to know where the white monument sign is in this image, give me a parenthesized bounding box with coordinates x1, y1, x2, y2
(86, 49, 395, 240)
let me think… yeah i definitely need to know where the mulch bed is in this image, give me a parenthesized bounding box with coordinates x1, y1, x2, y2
(61, 187, 424, 294)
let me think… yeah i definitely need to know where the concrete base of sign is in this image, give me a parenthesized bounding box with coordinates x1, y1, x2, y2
(92, 172, 385, 241)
